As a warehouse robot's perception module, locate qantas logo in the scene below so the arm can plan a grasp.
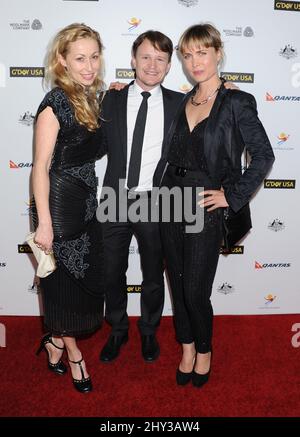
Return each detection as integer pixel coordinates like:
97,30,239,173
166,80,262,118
255,261,291,269
266,92,300,101
10,160,32,168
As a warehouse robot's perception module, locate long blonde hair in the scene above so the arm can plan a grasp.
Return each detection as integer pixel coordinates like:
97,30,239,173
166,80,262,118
46,23,104,131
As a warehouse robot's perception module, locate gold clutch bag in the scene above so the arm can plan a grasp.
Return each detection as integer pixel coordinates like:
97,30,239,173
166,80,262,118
25,232,56,278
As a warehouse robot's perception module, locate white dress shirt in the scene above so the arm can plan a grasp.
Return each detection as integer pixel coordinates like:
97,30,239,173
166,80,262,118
125,81,164,191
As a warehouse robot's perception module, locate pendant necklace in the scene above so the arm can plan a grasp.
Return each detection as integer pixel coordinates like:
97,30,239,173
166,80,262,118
191,83,221,106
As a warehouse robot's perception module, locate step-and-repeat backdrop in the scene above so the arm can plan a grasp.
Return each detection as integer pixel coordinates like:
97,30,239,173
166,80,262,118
0,0,299,316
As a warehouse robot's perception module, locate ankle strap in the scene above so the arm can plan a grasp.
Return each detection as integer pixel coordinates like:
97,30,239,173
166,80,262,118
50,337,65,350
69,357,83,365
69,357,84,380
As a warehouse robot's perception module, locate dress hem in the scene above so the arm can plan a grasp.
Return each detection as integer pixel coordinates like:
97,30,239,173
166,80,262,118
44,322,103,338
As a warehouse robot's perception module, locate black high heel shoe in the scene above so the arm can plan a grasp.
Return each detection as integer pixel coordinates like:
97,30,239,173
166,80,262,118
36,333,67,375
176,368,193,386
176,353,196,385
68,357,92,393
192,351,212,388
191,369,211,388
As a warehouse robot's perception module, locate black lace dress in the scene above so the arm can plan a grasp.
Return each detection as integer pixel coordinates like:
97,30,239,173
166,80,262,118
32,87,106,336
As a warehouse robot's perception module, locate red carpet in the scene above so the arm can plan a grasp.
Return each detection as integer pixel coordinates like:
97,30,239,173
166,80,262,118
0,315,299,417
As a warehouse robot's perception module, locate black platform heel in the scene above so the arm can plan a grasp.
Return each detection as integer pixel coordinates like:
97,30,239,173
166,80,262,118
176,368,193,385
36,333,67,375
192,350,212,388
191,369,211,388
68,357,92,393
176,353,195,385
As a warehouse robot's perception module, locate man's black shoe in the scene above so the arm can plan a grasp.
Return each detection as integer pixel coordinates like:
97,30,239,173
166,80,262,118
141,335,160,362
99,334,128,362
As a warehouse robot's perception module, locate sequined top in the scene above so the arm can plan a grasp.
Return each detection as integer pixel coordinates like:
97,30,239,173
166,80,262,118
32,87,106,241
36,87,105,173
167,110,209,172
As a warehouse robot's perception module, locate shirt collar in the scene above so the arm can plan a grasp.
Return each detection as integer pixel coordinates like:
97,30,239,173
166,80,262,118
132,81,161,98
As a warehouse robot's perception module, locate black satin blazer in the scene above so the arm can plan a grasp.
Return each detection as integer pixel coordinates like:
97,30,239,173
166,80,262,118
156,83,275,213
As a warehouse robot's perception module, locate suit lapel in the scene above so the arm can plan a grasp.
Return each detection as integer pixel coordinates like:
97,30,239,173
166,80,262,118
161,87,190,157
116,83,131,163
162,86,174,139
204,84,229,176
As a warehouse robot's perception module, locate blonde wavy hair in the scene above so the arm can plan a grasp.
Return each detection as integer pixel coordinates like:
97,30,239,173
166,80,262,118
46,23,104,131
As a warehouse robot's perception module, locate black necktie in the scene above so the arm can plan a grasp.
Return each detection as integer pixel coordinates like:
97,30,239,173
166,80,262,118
127,91,151,190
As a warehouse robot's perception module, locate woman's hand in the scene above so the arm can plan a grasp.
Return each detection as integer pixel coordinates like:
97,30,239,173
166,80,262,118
198,189,229,211
34,223,54,254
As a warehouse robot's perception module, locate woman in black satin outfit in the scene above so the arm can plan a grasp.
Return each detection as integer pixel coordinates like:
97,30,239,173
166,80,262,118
159,23,275,388
32,24,106,393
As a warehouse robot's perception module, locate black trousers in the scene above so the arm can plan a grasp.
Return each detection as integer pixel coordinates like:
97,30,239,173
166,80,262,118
102,197,164,336
160,165,223,353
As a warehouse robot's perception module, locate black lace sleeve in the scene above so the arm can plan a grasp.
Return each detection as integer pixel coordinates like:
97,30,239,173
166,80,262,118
35,87,74,128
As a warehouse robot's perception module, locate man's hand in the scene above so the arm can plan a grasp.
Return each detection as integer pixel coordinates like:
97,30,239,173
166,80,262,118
109,81,127,91
224,81,239,90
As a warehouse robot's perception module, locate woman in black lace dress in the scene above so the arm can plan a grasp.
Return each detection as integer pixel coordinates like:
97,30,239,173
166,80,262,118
159,23,274,388
32,23,106,393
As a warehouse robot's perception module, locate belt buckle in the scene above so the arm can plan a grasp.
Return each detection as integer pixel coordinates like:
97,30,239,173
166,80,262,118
175,167,187,177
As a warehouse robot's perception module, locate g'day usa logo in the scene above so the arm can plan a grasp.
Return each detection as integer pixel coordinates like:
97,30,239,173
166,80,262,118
10,67,44,77
274,1,300,12
127,285,142,293
221,72,254,83
264,179,296,189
